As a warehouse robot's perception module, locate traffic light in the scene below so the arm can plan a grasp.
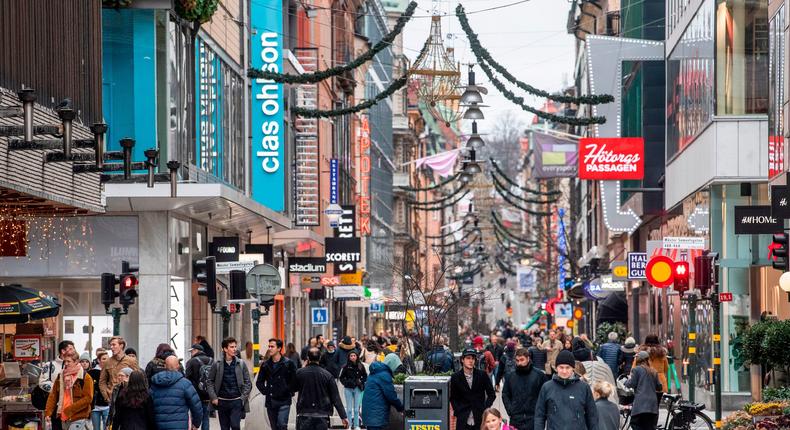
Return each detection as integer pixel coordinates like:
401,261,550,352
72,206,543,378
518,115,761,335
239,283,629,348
119,274,138,307
772,233,789,272
195,256,217,309
673,261,690,294
694,254,713,297
101,273,118,307
229,270,247,301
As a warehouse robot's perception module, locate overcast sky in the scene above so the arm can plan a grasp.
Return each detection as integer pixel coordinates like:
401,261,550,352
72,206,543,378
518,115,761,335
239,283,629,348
401,0,576,134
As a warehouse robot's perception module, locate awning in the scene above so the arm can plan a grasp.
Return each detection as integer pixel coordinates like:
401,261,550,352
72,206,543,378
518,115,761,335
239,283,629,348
596,291,628,324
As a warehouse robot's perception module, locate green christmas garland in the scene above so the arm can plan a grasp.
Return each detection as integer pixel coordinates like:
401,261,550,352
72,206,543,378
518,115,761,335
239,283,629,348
292,75,409,118
412,191,471,211
490,160,562,196
491,174,560,205
456,4,613,106
495,257,516,276
494,184,553,216
407,182,467,206
248,2,418,84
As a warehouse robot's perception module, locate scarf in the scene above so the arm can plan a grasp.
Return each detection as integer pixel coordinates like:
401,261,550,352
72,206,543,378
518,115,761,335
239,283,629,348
58,365,83,418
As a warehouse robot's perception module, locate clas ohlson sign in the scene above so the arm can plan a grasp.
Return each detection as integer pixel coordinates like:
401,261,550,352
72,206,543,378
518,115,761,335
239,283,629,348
251,0,284,210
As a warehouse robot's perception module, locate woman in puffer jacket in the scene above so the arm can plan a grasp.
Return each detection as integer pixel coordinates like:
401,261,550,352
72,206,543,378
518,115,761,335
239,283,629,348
45,351,94,429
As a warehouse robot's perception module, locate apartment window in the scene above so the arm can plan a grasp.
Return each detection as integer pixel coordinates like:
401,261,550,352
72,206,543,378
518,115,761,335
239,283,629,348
768,5,785,179
666,0,715,158
715,0,768,115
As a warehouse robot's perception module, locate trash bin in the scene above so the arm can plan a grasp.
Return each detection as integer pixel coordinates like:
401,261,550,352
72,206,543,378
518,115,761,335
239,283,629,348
403,375,451,430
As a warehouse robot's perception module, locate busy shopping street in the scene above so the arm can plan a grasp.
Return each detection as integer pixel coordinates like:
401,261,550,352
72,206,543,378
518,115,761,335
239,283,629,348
0,0,789,430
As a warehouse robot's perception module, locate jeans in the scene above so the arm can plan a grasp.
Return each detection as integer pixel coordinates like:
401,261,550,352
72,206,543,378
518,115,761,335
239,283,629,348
217,399,244,430
91,409,109,430
344,388,363,428
266,404,290,430
200,402,211,430
296,416,328,430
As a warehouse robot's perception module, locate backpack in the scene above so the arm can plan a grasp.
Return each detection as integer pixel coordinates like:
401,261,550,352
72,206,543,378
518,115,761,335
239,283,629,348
476,351,489,372
503,353,517,377
196,357,214,396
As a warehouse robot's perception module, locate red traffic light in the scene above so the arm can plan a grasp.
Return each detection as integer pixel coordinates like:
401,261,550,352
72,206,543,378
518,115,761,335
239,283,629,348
119,275,138,307
122,275,137,289
673,261,690,293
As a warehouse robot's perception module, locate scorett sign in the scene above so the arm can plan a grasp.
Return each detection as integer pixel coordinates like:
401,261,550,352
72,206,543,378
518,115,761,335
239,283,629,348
325,237,362,263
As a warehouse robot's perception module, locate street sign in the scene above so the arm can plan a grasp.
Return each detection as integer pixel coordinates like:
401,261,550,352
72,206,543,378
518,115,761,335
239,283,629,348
311,307,328,325
719,292,733,302
772,185,790,218
216,261,256,274
369,302,383,313
646,255,674,288
662,236,706,249
556,303,573,319
246,264,281,303
627,252,647,280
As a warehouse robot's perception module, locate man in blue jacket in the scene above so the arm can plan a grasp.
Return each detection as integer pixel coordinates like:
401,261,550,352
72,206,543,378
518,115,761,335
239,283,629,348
150,355,203,430
361,361,404,430
596,332,623,380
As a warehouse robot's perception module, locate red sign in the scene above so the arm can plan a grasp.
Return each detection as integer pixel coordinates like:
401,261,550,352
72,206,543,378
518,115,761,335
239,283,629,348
578,137,645,180
769,135,784,179
646,255,675,288
357,117,371,236
320,276,340,286
719,292,733,302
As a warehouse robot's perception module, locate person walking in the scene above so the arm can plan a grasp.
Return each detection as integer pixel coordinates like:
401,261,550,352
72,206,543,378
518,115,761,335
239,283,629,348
528,336,547,374
620,338,637,378
195,335,215,359
597,332,623,380
591,382,619,430
109,370,155,430
106,367,132,430
472,336,496,377
636,334,669,402
494,340,518,390
337,336,357,368
99,337,139,403
185,343,214,430
206,337,252,430
501,348,547,430
145,343,177,384
449,348,496,430
285,343,302,369
541,330,562,375
319,341,341,378
256,338,297,430
534,350,598,430
426,342,454,373
360,361,402,430
88,351,110,430
291,347,349,430
45,350,94,430
339,350,367,430
625,351,662,430
39,341,76,430
150,356,203,430
481,408,517,430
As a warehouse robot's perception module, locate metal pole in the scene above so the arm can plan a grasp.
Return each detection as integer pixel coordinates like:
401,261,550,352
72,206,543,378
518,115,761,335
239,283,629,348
688,294,697,403
120,138,135,179
713,292,722,427
252,308,261,372
112,307,122,336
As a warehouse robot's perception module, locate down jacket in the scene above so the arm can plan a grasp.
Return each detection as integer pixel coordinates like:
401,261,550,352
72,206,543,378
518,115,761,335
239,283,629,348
360,362,403,428
534,374,598,430
149,370,203,430
596,342,623,379
502,362,548,430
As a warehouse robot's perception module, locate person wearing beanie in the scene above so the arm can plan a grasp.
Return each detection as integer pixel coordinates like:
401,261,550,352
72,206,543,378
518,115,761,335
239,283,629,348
319,341,341,378
597,332,624,379
338,335,357,368
620,337,637,377
450,349,495,430
472,336,497,376
625,351,662,429
79,352,91,371
535,349,598,430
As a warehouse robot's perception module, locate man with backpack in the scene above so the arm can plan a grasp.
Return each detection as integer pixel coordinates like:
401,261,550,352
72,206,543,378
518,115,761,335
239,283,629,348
206,337,252,430
186,343,214,430
256,338,297,430
472,336,496,377
494,340,517,390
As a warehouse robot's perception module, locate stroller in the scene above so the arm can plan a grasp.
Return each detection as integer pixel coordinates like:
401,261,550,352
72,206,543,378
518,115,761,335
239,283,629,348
616,374,634,406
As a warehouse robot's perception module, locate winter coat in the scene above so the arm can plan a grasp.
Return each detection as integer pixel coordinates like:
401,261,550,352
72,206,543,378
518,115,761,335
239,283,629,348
581,358,619,404
495,350,517,386
99,353,139,402
360,362,403,428
449,368,496,426
426,347,454,373
149,370,203,430
291,363,347,418
337,342,357,367
502,362,548,430
112,392,156,430
88,367,108,408
255,356,297,408
542,340,562,373
184,352,213,401
338,361,367,390
383,353,407,375
45,370,94,422
624,365,661,416
206,357,252,412
596,342,623,379
528,346,548,373
620,350,636,377
635,345,669,393
319,351,342,378
534,374,598,430
595,398,620,430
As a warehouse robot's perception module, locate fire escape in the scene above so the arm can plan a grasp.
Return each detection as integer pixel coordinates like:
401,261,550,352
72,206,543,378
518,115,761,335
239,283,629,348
293,48,320,226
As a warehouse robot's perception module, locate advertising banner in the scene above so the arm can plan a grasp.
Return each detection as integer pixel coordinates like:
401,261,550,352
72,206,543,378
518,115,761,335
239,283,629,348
734,205,782,234
330,159,339,204
325,238,362,263
288,257,327,273
333,205,357,274
13,335,41,361
250,0,285,209
627,252,647,280
771,185,790,219
578,137,644,180
209,237,240,262
517,266,536,292
769,135,784,179
532,132,578,178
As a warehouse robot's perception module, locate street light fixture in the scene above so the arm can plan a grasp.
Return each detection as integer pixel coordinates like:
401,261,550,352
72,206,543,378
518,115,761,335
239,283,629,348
466,121,485,149
463,104,485,120
460,65,487,104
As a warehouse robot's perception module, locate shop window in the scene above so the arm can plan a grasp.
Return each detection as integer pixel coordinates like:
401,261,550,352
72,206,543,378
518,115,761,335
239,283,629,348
768,6,785,179
715,0,768,115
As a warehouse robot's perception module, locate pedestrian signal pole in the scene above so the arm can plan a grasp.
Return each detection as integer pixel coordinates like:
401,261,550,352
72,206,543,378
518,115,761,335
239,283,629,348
102,260,138,336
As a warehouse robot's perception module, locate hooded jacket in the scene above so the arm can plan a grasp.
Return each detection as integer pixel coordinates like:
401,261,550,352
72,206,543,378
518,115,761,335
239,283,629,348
338,360,367,390
449,367,496,426
382,353,406,375
534,374,598,430
502,361,548,430
635,345,669,393
149,370,203,430
360,362,403,428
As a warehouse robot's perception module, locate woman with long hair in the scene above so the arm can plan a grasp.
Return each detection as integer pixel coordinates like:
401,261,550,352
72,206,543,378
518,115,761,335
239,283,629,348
636,334,669,397
111,370,155,430
285,342,302,369
45,351,94,429
480,408,516,430
625,351,662,430
144,343,176,383
339,350,367,430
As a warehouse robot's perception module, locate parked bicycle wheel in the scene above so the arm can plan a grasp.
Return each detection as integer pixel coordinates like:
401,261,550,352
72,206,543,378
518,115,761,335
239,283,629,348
667,409,715,430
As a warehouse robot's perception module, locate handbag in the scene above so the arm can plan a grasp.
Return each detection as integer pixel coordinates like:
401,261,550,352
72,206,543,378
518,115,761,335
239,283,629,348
31,363,54,410
66,419,89,430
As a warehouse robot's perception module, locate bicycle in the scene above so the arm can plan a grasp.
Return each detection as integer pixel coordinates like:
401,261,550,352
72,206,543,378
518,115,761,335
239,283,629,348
619,393,714,430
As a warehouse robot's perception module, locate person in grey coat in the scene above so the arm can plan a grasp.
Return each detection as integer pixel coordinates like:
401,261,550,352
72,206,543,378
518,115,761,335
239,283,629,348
591,381,620,430
206,337,253,430
534,350,598,430
624,351,661,430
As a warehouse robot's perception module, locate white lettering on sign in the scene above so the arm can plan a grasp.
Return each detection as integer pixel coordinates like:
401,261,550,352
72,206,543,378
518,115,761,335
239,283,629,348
740,215,778,224
198,42,218,171
583,143,641,166
325,252,362,262
255,32,281,174
169,280,187,354
216,246,236,253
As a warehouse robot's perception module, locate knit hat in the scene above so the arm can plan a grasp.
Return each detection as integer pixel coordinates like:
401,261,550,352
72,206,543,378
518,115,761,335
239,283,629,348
124,347,137,356
555,350,575,368
473,336,484,347
636,351,650,362
326,341,335,348
79,352,90,362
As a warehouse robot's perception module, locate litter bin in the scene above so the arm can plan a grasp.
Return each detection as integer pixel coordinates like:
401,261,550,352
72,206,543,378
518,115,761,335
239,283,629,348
403,375,451,430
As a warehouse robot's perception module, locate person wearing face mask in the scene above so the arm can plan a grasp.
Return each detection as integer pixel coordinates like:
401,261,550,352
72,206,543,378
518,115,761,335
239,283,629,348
502,348,548,430
534,350,598,430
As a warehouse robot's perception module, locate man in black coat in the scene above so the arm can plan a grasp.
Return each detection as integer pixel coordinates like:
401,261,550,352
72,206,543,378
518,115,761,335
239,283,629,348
319,341,341,378
185,344,214,430
502,348,548,430
449,348,496,430
256,338,297,430
291,347,348,430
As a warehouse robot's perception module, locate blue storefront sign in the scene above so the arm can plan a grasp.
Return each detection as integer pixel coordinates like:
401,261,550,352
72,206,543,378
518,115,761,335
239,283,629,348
250,0,284,210
330,159,339,204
